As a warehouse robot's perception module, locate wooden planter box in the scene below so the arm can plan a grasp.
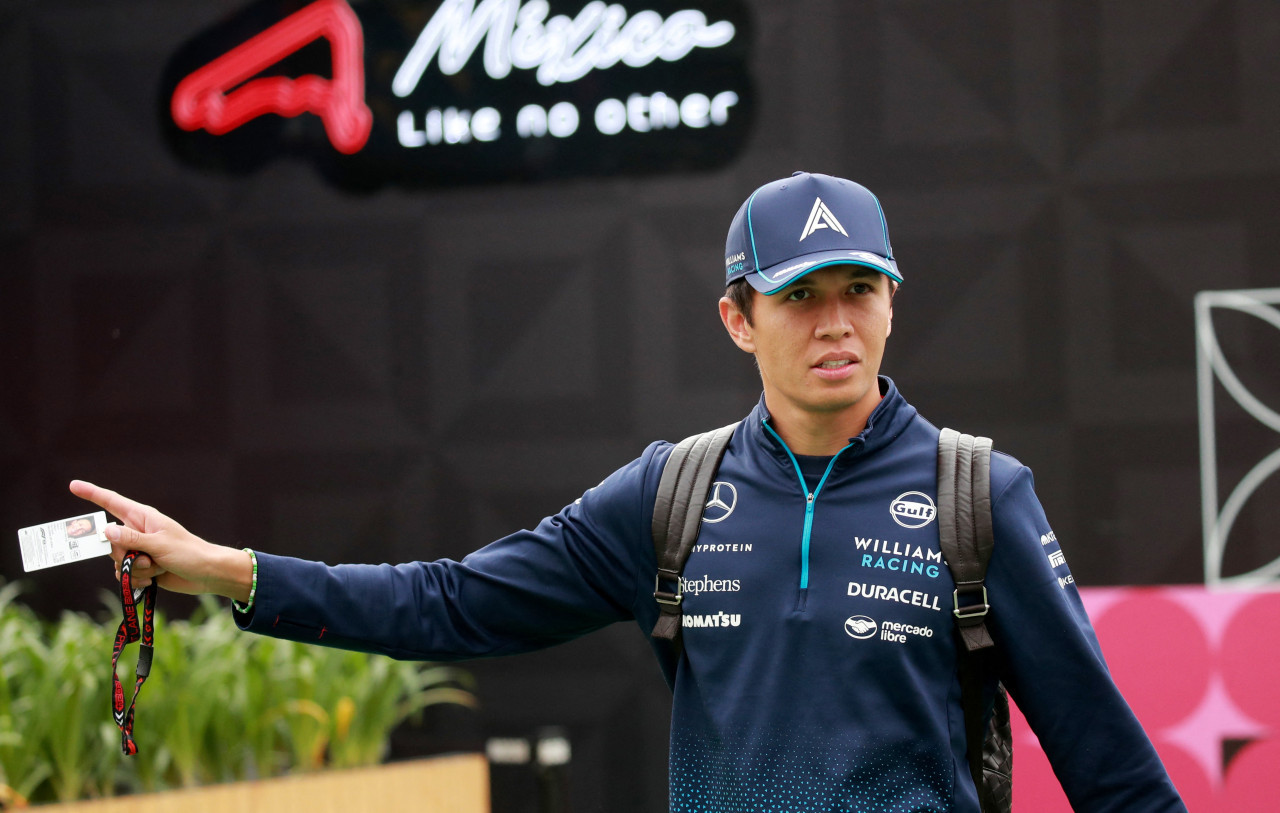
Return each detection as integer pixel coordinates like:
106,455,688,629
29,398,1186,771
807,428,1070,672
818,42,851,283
36,753,488,813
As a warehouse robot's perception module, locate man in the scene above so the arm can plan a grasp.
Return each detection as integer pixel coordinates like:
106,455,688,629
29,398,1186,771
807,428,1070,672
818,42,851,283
65,516,97,538
73,172,1185,811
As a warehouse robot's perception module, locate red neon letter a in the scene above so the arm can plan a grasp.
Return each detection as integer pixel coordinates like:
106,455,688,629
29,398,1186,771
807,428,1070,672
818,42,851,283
171,0,373,155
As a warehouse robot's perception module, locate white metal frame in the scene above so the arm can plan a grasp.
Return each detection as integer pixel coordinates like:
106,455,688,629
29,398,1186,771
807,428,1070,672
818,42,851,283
1195,288,1280,588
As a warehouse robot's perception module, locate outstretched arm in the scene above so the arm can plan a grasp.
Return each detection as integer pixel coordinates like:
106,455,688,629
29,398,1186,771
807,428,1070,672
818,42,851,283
69,439,669,662
68,480,252,603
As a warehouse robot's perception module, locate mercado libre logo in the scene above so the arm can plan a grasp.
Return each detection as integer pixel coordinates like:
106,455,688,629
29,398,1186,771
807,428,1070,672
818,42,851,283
160,0,754,189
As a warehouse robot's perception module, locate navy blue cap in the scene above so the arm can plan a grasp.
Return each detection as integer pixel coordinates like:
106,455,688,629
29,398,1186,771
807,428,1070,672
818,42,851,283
724,172,901,294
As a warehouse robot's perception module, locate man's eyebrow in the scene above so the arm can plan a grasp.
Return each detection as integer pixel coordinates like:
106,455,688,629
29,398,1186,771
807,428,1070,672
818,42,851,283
844,267,881,280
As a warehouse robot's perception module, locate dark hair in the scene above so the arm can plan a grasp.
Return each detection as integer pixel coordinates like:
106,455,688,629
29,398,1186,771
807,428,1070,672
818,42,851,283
725,279,755,325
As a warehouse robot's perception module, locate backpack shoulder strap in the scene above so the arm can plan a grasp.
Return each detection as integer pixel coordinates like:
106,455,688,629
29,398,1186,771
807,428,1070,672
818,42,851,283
938,427,1004,812
937,427,996,653
650,421,740,643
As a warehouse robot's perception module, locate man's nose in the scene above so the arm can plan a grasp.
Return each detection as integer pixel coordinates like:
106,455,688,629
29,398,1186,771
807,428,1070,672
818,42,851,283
814,300,854,339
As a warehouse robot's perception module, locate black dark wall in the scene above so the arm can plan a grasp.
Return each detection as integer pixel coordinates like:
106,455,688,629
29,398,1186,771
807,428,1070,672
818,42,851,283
3,1,1279,811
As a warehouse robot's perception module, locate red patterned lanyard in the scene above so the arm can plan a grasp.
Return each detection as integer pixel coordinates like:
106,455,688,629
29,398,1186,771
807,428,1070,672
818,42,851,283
111,551,156,756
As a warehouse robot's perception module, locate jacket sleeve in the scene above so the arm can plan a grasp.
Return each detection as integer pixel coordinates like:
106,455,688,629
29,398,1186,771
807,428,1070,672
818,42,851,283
234,442,667,661
985,461,1186,812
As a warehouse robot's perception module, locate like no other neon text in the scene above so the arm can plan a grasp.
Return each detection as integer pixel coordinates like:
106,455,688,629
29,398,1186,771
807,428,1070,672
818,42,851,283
397,90,739,147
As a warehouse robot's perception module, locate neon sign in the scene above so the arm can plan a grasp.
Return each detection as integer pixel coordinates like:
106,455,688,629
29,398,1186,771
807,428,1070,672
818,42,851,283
161,0,753,187
170,0,371,154
391,0,736,92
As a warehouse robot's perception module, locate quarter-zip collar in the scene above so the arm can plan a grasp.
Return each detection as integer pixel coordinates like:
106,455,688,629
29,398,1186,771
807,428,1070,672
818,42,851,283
744,376,918,600
746,376,918,472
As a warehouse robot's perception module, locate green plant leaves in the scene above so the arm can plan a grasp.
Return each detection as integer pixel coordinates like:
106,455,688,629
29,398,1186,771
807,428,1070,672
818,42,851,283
0,587,477,803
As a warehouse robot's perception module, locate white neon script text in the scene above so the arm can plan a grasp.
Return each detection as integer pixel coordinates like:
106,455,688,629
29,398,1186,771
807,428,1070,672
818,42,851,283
392,0,736,95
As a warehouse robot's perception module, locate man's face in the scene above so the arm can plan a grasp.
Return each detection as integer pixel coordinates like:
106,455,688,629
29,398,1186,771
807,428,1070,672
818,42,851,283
66,517,94,537
720,265,894,422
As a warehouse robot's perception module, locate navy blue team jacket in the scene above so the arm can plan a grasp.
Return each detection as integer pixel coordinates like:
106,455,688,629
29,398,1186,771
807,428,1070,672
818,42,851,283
236,378,1185,812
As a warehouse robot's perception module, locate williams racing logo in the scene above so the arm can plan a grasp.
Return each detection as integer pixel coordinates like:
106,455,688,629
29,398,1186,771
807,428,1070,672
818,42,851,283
725,251,747,277
890,492,936,529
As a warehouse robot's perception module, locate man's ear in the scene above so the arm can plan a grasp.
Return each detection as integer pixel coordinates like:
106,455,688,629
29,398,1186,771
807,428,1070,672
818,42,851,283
719,296,756,354
886,281,896,337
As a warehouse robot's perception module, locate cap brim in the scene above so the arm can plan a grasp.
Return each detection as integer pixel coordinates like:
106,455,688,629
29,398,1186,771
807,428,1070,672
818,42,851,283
746,249,902,294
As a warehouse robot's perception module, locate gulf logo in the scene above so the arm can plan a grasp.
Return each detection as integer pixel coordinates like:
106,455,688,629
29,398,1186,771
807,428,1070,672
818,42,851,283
890,492,936,529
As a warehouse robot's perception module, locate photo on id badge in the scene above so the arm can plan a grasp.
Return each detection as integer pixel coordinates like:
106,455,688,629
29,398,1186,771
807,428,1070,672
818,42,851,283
17,510,111,572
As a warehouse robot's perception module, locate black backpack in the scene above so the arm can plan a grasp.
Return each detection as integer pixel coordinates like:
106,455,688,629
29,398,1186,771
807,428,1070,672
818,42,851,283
649,424,1013,813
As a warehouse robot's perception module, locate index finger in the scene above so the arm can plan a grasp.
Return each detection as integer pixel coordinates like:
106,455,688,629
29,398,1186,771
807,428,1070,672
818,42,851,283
69,480,152,530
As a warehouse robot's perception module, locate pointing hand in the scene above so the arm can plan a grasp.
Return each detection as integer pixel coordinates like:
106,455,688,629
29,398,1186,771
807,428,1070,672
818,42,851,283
68,480,251,602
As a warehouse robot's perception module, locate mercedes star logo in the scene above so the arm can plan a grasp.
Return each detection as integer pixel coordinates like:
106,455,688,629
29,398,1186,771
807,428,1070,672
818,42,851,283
702,481,738,523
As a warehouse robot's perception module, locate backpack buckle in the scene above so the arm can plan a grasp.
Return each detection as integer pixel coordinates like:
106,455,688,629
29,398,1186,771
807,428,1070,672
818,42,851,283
654,569,683,607
952,584,989,620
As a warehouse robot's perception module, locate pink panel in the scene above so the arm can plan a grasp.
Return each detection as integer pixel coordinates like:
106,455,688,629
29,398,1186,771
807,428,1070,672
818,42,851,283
1220,592,1280,725
1221,738,1280,811
1091,591,1210,729
1009,586,1275,810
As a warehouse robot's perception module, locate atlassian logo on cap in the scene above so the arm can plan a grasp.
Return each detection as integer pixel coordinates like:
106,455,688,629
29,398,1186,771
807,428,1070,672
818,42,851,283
799,197,848,241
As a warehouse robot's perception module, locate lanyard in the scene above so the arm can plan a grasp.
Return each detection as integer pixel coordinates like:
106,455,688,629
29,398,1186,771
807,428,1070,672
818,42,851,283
111,551,156,756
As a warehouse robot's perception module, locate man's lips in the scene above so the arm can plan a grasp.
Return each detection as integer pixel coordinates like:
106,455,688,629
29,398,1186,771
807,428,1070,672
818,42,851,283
811,355,859,379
